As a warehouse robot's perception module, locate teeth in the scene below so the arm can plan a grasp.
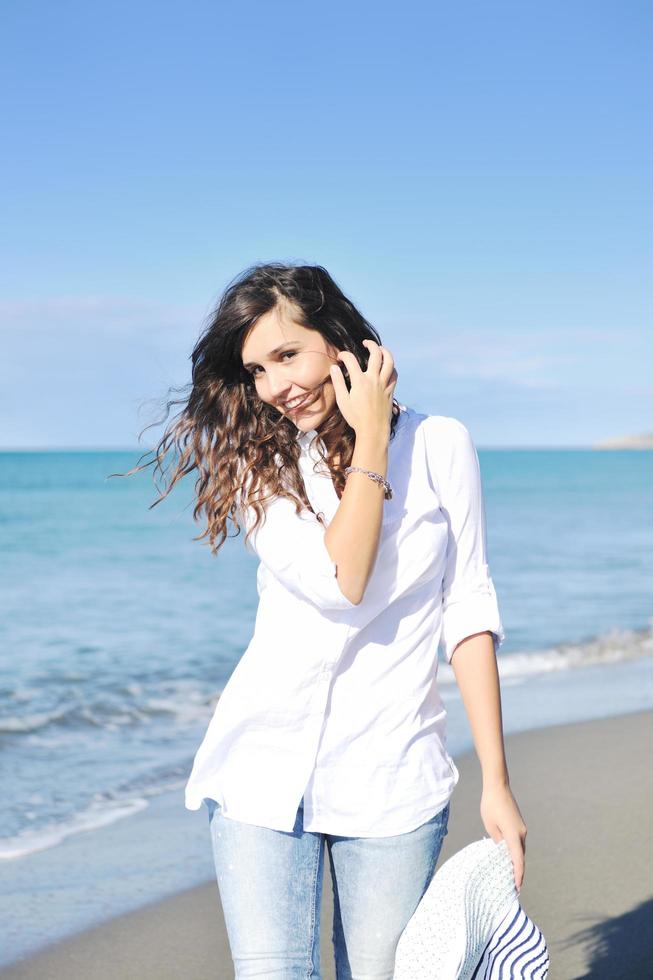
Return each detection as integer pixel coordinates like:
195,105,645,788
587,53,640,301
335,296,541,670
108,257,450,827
285,394,308,409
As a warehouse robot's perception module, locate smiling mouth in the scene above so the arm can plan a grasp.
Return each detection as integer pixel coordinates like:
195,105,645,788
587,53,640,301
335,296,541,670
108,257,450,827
283,392,313,413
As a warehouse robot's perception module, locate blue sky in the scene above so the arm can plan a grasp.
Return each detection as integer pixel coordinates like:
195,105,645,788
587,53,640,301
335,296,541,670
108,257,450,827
1,0,650,448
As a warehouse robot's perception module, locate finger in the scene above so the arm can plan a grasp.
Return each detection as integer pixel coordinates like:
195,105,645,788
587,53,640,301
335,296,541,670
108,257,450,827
376,345,395,380
508,840,525,891
361,341,389,376
362,339,380,349
336,350,364,375
329,362,349,400
362,339,383,357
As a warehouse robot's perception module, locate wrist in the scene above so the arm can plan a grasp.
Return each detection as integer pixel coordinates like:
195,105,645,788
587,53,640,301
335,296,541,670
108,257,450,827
351,437,389,479
482,770,510,791
345,465,393,500
354,427,390,450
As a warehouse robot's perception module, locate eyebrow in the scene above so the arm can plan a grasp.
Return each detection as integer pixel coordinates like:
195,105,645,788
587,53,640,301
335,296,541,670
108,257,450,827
242,343,300,371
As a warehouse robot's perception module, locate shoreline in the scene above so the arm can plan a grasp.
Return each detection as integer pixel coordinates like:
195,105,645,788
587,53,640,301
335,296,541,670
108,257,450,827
2,707,653,979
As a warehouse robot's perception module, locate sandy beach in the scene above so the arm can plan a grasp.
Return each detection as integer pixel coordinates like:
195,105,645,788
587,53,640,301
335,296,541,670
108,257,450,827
2,708,652,979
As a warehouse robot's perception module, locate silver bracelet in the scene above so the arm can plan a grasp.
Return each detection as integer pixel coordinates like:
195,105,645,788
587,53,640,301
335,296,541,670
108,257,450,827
344,466,393,500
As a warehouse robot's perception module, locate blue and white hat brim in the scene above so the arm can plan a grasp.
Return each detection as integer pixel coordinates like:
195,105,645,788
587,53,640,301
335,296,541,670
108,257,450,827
472,896,549,978
393,837,549,979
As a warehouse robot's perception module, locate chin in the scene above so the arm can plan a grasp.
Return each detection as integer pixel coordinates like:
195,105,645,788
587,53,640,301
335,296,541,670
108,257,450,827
294,416,320,431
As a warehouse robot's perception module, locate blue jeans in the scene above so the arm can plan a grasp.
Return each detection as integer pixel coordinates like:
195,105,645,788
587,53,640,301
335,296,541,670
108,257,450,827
205,796,450,980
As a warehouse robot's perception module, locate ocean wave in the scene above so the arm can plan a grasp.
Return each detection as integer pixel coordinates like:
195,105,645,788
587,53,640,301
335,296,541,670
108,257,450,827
437,624,653,685
0,777,187,861
0,682,221,737
0,797,150,860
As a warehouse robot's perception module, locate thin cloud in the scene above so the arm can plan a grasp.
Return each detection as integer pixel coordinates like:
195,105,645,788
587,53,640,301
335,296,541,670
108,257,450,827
0,297,208,336
442,354,564,389
396,333,569,389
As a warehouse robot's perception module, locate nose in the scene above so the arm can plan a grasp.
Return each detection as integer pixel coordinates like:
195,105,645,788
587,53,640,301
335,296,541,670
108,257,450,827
265,367,293,403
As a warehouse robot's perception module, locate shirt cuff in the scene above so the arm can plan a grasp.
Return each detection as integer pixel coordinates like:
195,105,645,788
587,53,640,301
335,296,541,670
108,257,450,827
440,582,506,663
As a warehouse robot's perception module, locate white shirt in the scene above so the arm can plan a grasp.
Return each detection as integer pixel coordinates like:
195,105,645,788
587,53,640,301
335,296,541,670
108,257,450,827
184,404,505,836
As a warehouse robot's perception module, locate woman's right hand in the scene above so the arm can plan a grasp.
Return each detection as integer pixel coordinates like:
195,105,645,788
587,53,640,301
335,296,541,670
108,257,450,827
329,340,398,436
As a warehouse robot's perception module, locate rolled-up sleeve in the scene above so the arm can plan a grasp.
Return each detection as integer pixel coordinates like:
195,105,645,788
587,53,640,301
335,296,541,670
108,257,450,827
424,417,505,663
239,494,358,612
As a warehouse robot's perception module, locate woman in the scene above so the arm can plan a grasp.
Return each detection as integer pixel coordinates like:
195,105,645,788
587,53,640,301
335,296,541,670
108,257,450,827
140,262,526,979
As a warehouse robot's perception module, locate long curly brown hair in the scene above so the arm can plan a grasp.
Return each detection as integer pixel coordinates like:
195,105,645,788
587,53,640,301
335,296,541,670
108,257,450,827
111,262,402,555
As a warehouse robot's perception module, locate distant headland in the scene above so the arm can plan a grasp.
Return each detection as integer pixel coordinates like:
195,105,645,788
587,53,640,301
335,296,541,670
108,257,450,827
593,433,653,449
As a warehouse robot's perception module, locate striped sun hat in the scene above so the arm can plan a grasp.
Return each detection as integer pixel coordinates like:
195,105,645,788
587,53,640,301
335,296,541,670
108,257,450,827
393,837,549,979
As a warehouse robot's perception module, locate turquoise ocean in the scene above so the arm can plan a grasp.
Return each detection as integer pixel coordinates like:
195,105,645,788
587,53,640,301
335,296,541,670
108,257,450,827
1,444,652,964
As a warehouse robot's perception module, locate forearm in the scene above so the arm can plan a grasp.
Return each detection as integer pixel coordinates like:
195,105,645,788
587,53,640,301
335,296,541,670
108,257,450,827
324,429,389,605
450,631,510,787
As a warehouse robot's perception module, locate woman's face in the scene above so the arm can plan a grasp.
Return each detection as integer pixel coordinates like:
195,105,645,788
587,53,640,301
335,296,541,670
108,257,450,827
241,302,339,432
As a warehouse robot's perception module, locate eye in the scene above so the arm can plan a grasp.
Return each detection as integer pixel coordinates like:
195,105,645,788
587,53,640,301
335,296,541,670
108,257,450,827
248,350,298,377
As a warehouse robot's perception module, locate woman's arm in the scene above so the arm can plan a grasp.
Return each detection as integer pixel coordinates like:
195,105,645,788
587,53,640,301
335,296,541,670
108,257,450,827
450,630,509,785
451,630,527,890
323,339,397,606
238,340,397,613
323,427,390,605
423,415,525,888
